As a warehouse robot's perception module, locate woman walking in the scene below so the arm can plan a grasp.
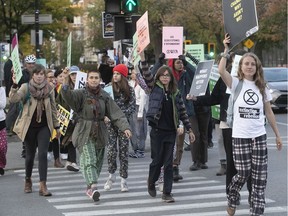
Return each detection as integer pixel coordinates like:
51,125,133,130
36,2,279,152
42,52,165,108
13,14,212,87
219,34,282,216
139,52,195,203
10,64,60,196
60,70,131,202
104,64,136,192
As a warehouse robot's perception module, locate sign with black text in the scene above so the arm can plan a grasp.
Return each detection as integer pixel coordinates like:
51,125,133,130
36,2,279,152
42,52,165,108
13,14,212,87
222,0,258,50
189,60,214,96
102,12,114,38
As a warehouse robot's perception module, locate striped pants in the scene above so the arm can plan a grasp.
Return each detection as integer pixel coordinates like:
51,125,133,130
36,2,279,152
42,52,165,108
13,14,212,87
227,134,267,216
79,139,105,187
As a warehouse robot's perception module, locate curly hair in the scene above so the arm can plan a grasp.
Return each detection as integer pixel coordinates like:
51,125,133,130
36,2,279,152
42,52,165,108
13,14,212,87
237,53,267,99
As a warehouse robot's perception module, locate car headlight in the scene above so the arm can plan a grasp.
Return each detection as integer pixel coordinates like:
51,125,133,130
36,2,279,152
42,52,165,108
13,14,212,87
269,88,281,102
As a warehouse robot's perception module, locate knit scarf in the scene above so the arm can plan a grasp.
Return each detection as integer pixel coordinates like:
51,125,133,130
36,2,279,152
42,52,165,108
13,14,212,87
86,84,101,140
29,79,53,123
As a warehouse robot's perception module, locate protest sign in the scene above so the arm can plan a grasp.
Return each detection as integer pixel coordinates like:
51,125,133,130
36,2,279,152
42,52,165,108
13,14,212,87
223,0,258,50
189,60,214,96
11,34,22,83
162,26,183,59
185,44,205,66
51,104,70,139
136,11,150,53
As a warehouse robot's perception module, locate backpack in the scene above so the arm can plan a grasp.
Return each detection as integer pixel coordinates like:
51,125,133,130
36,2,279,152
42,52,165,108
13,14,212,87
226,80,243,128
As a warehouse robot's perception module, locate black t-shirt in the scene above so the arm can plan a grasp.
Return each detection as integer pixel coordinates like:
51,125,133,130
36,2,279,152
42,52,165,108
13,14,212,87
157,91,175,131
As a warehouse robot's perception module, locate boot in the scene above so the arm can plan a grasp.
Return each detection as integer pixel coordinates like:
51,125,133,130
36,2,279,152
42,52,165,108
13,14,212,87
24,177,32,193
39,181,52,196
216,160,227,176
173,166,183,182
54,158,64,168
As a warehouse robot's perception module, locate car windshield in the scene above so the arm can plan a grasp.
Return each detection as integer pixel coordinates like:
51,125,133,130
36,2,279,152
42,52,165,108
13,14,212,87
263,68,288,82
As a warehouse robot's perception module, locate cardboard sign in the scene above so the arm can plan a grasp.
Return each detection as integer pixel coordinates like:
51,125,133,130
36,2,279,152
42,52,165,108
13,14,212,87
185,44,205,66
223,0,259,50
189,60,214,96
136,11,150,53
11,34,22,84
162,26,183,59
51,104,71,139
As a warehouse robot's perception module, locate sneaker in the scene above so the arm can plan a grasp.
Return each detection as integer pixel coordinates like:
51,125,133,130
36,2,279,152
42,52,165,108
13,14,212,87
227,206,236,216
121,178,129,192
67,162,80,172
136,151,145,158
129,151,138,158
200,163,208,169
86,187,100,202
162,193,175,203
104,173,116,191
147,180,156,197
158,183,163,192
47,152,53,161
60,153,68,160
189,162,201,171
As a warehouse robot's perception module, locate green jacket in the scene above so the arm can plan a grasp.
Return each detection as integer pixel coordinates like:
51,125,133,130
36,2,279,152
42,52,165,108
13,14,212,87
60,86,130,152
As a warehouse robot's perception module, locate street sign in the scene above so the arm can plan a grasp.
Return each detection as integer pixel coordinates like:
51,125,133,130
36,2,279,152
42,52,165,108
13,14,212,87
21,14,52,24
244,39,254,49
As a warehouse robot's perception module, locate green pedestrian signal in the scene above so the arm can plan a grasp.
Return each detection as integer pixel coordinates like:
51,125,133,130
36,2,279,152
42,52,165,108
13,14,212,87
122,0,138,13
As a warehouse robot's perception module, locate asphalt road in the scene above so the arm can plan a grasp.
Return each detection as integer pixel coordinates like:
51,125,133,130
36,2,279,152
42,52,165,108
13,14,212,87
0,111,287,216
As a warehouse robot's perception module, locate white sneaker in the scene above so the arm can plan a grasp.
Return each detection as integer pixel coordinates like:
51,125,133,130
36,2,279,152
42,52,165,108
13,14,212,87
104,173,116,191
47,152,53,161
67,162,80,172
61,153,68,160
158,183,164,192
121,178,129,192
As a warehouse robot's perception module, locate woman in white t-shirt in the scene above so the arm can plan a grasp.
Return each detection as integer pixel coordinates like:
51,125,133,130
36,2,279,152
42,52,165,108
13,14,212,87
218,34,282,216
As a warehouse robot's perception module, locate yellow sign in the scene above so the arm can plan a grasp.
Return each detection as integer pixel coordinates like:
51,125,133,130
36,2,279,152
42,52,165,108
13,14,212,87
51,104,71,140
244,39,254,49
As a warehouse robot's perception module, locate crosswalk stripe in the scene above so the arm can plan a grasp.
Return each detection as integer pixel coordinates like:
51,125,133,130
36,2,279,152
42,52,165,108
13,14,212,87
14,159,287,216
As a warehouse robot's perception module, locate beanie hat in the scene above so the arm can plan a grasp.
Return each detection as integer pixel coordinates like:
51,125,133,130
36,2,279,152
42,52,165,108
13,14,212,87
69,65,80,74
113,64,128,77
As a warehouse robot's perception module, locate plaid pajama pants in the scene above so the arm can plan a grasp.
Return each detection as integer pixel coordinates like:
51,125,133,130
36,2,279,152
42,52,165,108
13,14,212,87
227,134,267,216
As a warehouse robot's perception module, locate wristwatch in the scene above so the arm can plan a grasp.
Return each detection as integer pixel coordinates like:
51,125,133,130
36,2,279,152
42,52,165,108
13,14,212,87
220,52,230,59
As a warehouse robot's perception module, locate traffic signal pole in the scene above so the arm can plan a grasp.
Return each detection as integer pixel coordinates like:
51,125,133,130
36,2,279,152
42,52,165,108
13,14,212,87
35,0,40,58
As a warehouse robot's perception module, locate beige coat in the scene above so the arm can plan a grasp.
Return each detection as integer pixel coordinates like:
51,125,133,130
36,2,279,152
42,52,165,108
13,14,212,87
9,83,60,141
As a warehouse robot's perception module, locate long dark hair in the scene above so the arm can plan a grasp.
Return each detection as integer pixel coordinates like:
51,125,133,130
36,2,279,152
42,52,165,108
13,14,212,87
154,65,178,93
112,75,131,102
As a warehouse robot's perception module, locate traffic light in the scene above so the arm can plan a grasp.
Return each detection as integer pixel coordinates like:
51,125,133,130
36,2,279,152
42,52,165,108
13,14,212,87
208,43,215,57
122,0,138,13
105,0,121,14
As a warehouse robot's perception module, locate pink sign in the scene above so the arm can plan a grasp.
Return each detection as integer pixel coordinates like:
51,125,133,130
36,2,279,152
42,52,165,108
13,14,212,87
136,11,150,54
162,26,183,59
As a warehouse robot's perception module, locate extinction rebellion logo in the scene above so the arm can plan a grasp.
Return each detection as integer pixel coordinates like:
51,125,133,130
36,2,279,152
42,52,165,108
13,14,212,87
238,89,260,119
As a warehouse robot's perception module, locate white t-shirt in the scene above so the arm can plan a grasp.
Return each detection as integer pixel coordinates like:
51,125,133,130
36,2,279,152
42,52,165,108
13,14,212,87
230,77,272,138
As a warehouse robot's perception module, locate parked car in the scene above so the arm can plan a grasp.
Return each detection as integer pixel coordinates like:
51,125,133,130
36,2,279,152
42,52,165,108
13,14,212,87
263,67,288,110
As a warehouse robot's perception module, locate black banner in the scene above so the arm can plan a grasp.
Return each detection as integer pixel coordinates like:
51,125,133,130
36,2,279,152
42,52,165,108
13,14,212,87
222,0,258,50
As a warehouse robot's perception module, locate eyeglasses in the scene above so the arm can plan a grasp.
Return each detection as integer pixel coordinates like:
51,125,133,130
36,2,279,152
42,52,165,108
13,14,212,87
160,74,170,78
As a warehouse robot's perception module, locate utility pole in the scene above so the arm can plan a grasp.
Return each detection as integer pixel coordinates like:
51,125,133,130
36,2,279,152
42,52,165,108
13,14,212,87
35,0,40,58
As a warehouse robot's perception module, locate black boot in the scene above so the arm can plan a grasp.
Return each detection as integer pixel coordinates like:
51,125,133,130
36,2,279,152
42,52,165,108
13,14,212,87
173,166,183,182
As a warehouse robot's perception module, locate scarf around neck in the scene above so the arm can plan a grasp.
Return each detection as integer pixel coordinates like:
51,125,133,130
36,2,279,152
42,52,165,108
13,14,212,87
29,79,53,123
